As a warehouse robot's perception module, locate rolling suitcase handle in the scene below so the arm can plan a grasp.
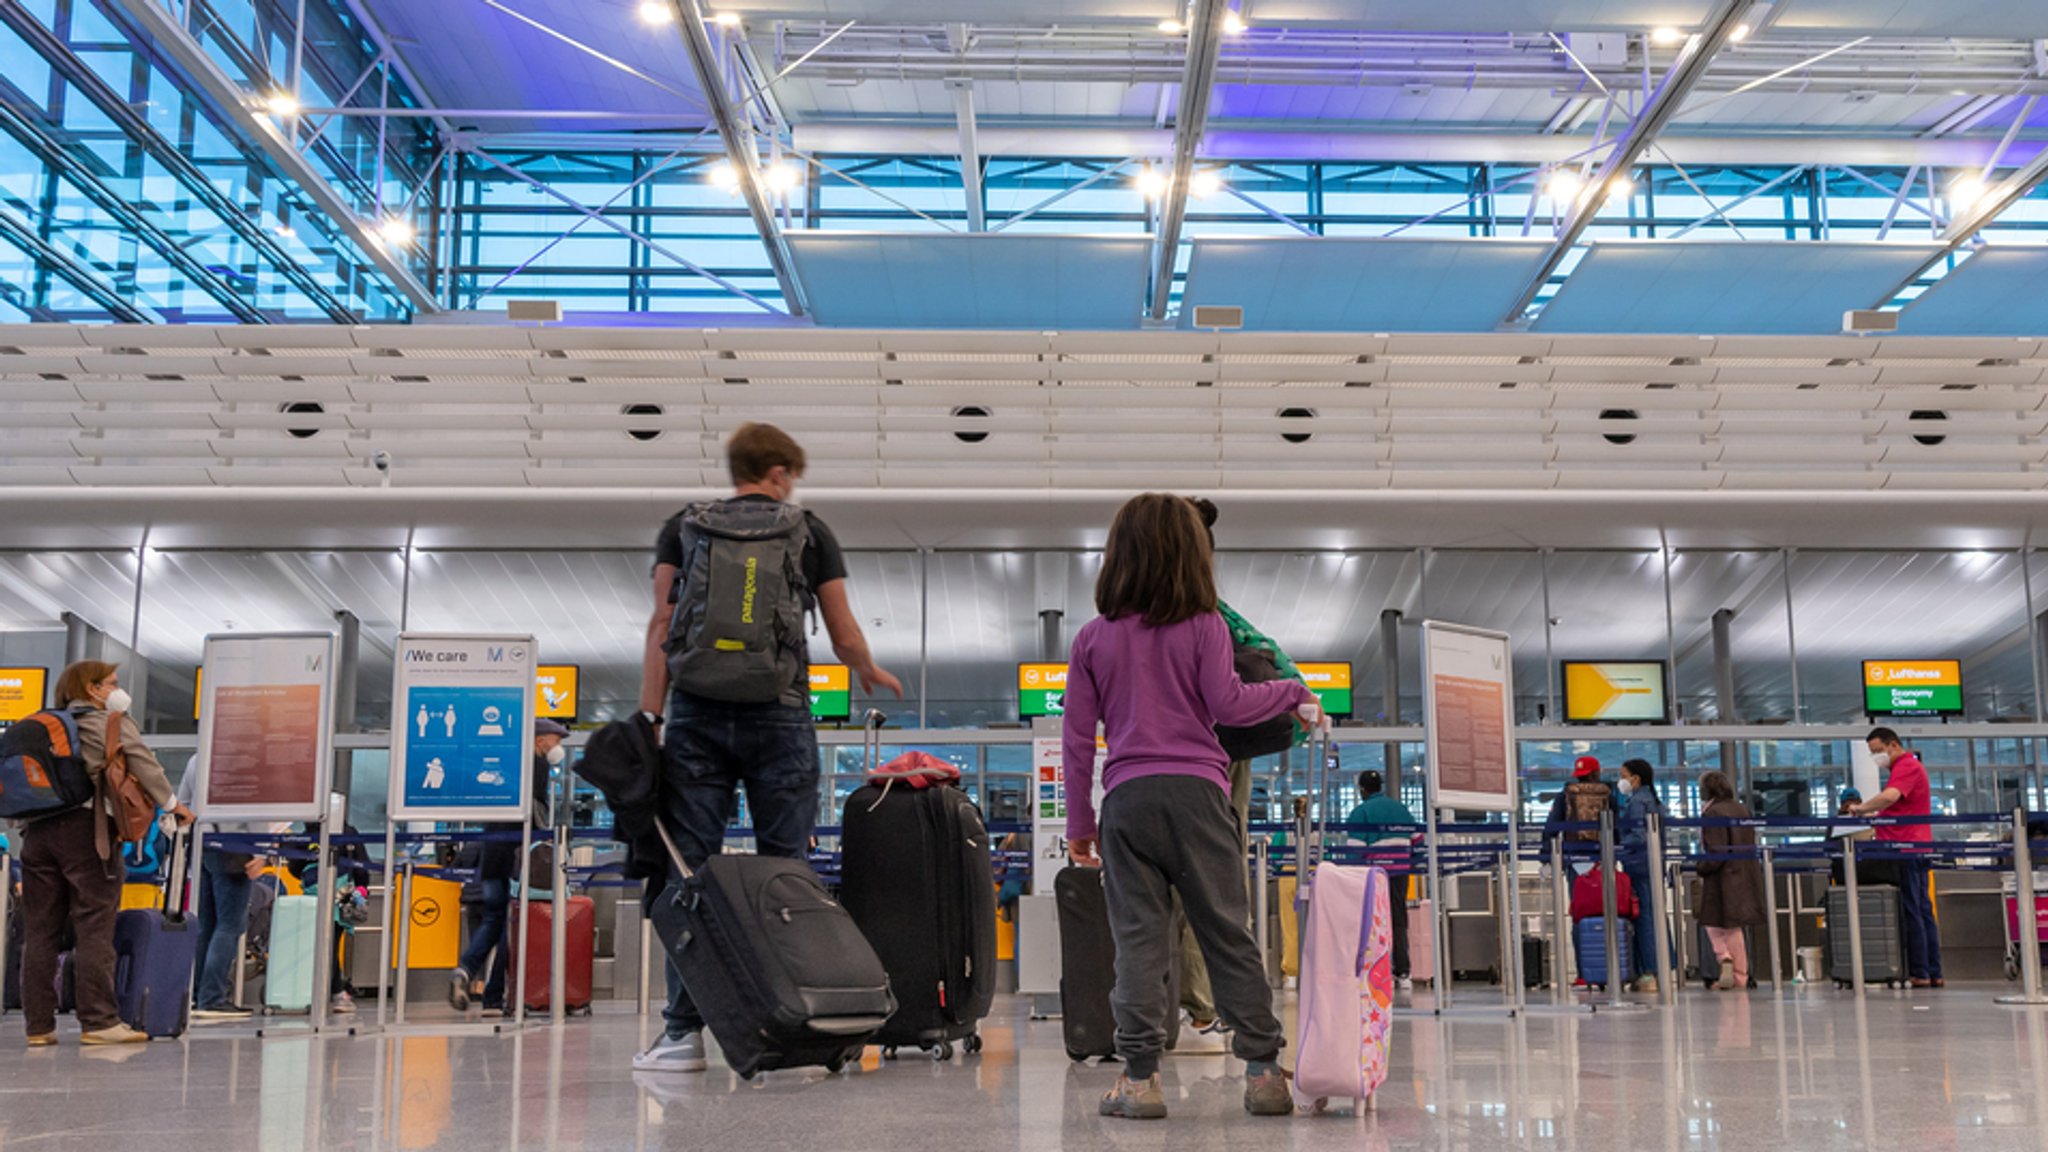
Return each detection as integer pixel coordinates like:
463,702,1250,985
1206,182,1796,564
862,709,887,774
161,819,190,918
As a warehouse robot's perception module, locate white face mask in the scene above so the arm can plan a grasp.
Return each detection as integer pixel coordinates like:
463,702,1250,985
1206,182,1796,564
103,687,133,714
1617,778,1635,796
545,744,566,768
1869,749,1892,771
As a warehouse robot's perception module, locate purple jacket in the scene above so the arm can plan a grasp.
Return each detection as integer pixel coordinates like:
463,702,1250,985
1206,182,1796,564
1063,611,1312,841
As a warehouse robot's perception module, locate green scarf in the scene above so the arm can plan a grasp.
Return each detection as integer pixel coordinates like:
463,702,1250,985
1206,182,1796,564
1219,599,1307,747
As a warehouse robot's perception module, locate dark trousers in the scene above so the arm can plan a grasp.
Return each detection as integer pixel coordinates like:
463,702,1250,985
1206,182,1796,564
1389,876,1410,979
20,807,120,1034
457,877,511,986
1900,862,1944,981
1100,774,1284,1080
658,693,819,1038
193,849,253,1011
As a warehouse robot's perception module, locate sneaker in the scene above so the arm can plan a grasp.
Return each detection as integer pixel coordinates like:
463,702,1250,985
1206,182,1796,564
1396,976,1415,992
193,1005,255,1022
330,991,357,1015
1099,1073,1168,1120
449,969,472,1011
1714,968,1736,991
80,1024,148,1045
634,1031,708,1074
1195,1017,1233,1036
1244,1060,1293,1116
25,1033,56,1049
1635,974,1659,995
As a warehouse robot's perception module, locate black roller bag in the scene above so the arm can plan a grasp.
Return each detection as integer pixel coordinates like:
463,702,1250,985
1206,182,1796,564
840,777,998,1059
1056,865,1179,1062
650,823,895,1079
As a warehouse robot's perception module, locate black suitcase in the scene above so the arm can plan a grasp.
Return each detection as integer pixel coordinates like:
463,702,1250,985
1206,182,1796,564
840,780,998,1060
650,825,895,1080
1055,866,1179,1062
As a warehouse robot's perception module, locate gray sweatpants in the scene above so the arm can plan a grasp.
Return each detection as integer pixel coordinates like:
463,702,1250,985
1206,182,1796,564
1101,773,1284,1079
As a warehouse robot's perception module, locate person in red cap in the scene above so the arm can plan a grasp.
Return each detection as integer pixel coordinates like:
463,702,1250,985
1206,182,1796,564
1543,755,1622,985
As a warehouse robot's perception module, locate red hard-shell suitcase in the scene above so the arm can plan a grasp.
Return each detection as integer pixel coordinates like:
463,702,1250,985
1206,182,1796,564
508,896,596,1013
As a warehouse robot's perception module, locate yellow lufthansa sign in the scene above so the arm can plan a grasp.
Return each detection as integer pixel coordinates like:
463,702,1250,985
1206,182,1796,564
1864,660,1961,688
535,664,580,720
0,667,45,722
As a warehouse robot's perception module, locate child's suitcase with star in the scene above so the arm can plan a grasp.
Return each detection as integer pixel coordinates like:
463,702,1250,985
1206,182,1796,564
1292,861,1394,1115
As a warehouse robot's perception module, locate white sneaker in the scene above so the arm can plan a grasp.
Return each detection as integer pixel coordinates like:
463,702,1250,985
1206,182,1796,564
1396,976,1415,992
330,991,357,1015
1636,974,1659,994
634,1030,708,1073
193,1006,255,1022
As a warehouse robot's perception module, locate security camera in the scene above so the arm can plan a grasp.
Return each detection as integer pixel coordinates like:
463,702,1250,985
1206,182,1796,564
372,450,393,473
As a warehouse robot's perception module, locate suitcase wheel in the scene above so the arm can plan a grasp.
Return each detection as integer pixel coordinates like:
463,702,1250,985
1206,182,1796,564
882,1046,899,1061
963,1032,984,1056
927,1041,954,1063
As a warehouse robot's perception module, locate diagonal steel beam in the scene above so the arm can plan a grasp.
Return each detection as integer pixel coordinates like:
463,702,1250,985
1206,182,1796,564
1878,143,2048,311
103,0,440,315
0,201,159,322
0,0,357,322
949,78,986,232
0,99,265,322
1501,0,1753,326
1148,0,1227,321
667,1,806,316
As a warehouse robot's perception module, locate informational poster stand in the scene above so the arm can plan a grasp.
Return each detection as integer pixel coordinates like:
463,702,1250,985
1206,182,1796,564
379,633,539,1031
191,632,340,1031
1421,621,1523,1013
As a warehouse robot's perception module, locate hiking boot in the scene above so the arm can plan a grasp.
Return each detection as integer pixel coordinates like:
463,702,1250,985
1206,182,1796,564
81,1024,148,1045
1244,1060,1294,1116
1099,1073,1168,1120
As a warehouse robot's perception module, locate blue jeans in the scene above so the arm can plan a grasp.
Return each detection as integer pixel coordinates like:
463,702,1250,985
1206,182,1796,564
1623,867,1674,979
659,692,819,1038
457,877,511,991
1900,861,1944,981
193,850,253,1011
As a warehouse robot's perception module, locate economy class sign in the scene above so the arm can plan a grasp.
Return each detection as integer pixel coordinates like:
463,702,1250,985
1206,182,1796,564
1863,659,1962,716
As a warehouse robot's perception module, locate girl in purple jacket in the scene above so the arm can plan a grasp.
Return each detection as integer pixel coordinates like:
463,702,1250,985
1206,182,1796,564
1064,493,1320,1120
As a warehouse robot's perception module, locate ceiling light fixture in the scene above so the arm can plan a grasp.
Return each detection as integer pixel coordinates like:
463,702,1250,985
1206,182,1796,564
637,1,675,24
1649,26,1684,45
1608,174,1636,198
1949,175,1988,214
707,160,741,191
763,160,802,193
1157,18,1185,33
263,92,299,117
1543,169,1586,204
711,10,741,26
1222,11,1246,34
1189,169,1222,198
1135,166,1169,199
1729,22,1752,40
376,217,415,246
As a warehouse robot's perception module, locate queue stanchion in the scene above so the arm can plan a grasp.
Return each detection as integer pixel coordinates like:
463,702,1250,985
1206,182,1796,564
1844,833,1866,997
1997,807,2048,1007
393,858,415,1025
637,908,654,1017
1253,837,1274,988
1549,834,1571,1005
1762,844,1783,996
374,824,398,1032
1647,810,1674,1006
0,845,11,1017
550,823,568,1026
1597,811,1638,1010
512,816,534,1029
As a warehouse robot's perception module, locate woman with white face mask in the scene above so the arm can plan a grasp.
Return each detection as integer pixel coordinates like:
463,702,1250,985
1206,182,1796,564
18,661,187,1048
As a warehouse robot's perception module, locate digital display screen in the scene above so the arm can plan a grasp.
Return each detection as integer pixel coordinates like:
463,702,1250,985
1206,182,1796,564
809,665,851,721
1296,662,1354,719
1018,663,1068,718
1562,661,1669,723
1863,660,1963,718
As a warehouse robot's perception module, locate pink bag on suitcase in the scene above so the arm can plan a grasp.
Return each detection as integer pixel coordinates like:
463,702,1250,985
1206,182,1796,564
1294,862,1394,1114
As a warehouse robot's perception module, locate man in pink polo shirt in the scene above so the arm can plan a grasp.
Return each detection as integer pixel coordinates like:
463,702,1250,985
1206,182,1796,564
1852,727,1943,987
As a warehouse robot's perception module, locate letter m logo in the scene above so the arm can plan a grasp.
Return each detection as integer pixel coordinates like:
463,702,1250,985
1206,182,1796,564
488,647,505,662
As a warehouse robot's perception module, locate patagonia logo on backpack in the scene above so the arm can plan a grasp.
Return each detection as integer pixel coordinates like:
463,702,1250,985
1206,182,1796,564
0,709,96,822
665,500,813,705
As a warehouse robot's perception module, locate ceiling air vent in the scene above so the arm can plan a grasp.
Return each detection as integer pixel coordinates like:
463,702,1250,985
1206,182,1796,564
1908,410,1947,446
281,401,324,439
952,405,991,444
1599,408,1639,445
1279,407,1315,444
623,403,664,442
1190,304,1244,330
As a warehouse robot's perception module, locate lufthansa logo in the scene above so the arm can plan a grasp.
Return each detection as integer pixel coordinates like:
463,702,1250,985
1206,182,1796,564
412,897,442,928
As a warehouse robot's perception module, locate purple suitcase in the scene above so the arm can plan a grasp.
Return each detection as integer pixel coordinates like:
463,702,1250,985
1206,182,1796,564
111,827,194,1038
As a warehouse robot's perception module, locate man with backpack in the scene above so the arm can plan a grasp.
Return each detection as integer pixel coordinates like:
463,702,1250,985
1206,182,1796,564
633,422,902,1074
1544,756,1621,852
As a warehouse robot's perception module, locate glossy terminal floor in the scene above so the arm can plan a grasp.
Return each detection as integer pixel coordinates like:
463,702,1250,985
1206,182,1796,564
3,986,2045,1151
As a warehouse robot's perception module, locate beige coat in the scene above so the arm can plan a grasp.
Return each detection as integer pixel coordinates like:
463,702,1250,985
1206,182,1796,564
69,701,175,810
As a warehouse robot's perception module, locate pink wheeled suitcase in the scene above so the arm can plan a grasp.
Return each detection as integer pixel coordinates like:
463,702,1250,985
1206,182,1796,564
1293,861,1395,1115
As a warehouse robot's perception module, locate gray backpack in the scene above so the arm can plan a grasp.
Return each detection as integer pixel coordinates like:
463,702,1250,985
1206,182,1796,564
665,500,813,705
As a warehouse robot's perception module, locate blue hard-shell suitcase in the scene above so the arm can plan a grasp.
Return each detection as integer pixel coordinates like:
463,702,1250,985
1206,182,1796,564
112,828,195,1038
1575,916,1635,988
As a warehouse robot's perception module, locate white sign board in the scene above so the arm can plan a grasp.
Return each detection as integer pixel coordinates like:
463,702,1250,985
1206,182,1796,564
390,633,538,823
194,632,338,823
1422,621,1517,814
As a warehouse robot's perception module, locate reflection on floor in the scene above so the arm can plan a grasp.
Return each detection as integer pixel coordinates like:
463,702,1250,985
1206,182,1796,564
2,987,2046,1151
